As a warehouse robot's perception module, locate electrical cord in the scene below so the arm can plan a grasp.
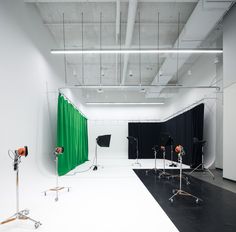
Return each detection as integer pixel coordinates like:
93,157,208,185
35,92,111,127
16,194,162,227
8,149,15,160
65,154,97,176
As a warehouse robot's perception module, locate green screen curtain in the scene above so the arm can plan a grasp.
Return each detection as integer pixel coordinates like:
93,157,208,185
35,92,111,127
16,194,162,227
57,94,88,176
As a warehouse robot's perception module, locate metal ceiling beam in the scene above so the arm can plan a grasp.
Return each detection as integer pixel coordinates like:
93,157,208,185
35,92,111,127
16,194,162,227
116,0,120,44
121,0,137,85
146,0,232,98
115,0,120,84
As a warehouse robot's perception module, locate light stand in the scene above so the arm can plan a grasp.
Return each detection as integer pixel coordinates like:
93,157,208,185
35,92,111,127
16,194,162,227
145,145,159,175
169,141,177,167
158,146,172,179
44,147,70,201
91,135,111,171
127,136,141,167
1,147,42,229
153,145,158,173
133,138,141,166
189,139,214,179
169,145,202,204
91,143,100,170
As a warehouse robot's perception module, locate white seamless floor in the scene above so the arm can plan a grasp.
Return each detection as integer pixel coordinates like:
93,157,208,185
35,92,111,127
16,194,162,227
0,158,189,232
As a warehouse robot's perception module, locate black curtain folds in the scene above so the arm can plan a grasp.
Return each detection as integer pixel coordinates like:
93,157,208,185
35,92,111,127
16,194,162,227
128,104,204,167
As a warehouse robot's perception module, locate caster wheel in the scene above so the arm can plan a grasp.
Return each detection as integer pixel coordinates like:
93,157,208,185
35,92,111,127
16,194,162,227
35,222,41,229
68,188,70,192
196,199,199,204
172,189,176,194
44,192,46,196
158,176,161,179
170,198,173,203
55,197,58,202
24,209,29,215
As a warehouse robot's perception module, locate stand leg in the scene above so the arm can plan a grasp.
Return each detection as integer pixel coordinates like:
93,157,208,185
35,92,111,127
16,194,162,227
189,163,202,175
205,168,215,179
189,144,214,179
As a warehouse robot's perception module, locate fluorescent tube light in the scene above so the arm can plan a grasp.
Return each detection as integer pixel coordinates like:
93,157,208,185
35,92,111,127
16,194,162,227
51,49,223,55
86,102,164,105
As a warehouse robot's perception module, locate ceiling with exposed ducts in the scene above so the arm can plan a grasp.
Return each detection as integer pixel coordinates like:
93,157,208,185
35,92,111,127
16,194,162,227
26,0,233,104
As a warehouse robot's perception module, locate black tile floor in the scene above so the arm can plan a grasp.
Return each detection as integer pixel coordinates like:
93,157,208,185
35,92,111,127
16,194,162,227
134,169,236,232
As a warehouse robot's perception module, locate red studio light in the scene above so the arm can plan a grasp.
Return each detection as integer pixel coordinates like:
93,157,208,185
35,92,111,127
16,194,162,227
16,146,28,157
175,145,182,153
55,147,64,154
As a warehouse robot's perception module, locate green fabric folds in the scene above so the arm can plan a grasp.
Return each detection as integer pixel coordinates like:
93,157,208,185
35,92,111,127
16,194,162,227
57,94,88,176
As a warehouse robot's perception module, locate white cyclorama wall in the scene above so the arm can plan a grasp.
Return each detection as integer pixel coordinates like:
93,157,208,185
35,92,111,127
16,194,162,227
0,0,64,193
223,4,236,181
162,54,223,169
86,105,164,160
88,121,128,160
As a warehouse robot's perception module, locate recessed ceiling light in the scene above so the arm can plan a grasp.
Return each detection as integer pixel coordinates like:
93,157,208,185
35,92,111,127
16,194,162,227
73,69,77,76
159,70,163,76
129,70,133,77
214,56,219,64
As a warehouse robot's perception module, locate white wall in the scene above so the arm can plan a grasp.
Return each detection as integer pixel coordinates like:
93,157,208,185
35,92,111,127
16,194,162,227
223,4,236,181
0,0,64,188
88,121,128,159
86,106,163,160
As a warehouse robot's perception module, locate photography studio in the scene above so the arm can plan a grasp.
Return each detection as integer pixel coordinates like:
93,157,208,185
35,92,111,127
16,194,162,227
1,0,236,231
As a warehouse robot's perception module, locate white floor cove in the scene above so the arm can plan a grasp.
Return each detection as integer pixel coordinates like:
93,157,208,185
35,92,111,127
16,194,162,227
0,158,188,232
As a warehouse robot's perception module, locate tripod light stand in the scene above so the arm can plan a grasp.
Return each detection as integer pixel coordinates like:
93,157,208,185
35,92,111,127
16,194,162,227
158,146,172,179
189,138,214,179
0,147,42,229
127,136,141,167
169,145,202,204
91,135,111,171
43,147,70,201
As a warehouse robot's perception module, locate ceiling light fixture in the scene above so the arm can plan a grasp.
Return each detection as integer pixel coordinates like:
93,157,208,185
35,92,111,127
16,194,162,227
214,56,219,64
140,88,146,93
129,70,133,77
51,48,223,55
97,88,104,93
86,102,164,105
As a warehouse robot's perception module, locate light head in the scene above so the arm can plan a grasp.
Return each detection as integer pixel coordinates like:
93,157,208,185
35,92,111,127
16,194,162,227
16,146,28,157
55,147,64,155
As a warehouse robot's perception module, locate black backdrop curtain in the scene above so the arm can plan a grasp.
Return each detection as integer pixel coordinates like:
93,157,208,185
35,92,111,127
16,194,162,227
128,104,204,167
